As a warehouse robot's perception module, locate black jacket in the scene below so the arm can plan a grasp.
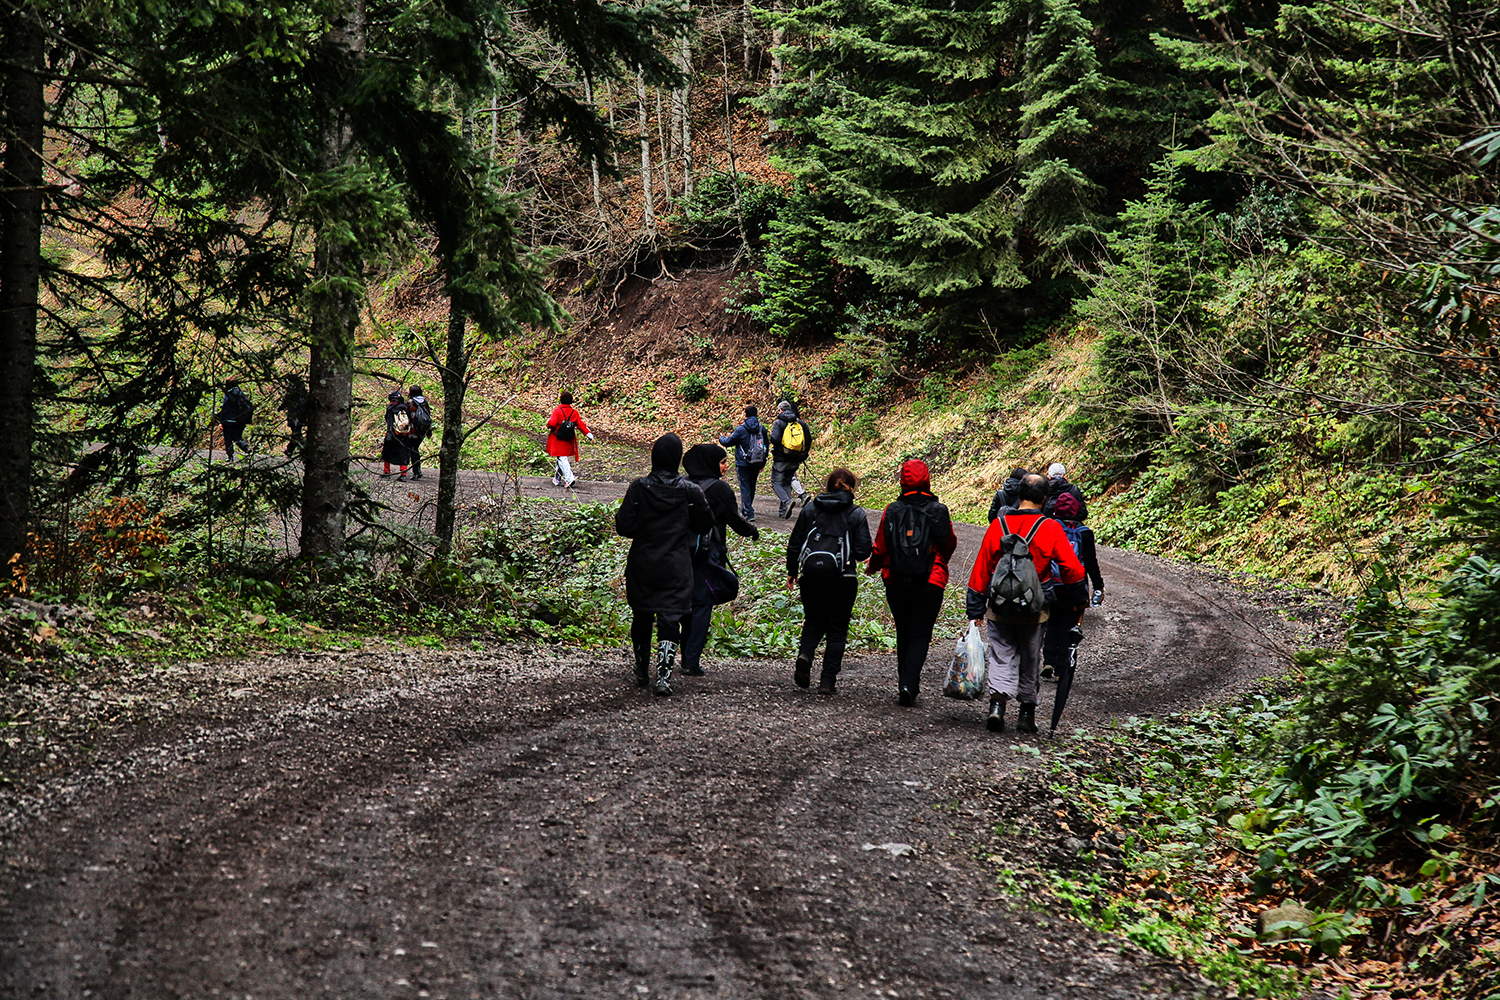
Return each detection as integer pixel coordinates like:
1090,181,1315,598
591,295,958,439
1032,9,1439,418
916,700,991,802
987,474,1025,523
1070,522,1104,592
770,409,812,462
1043,476,1089,521
786,490,872,580
615,469,715,616
219,386,252,425
683,445,760,565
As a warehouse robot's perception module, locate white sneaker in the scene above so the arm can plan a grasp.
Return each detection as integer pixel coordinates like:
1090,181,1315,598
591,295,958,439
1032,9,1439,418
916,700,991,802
551,476,561,487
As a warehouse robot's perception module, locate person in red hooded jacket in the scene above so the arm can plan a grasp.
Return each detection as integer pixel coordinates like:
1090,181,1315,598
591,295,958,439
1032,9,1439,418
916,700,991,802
866,459,958,705
966,473,1085,733
545,391,594,489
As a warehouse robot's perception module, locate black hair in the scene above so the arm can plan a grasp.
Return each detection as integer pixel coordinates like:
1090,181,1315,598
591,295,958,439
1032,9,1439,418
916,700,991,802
1019,473,1047,505
409,386,422,397
825,467,858,493
746,404,758,417
560,391,574,405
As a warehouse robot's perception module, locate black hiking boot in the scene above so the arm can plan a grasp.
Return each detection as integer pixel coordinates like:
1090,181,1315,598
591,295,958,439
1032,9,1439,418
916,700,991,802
986,697,1006,733
793,654,811,689
654,641,678,696
633,645,651,689
1017,703,1038,734
898,688,916,707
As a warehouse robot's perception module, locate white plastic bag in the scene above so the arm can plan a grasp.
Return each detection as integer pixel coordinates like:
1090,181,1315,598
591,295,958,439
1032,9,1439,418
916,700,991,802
943,622,987,700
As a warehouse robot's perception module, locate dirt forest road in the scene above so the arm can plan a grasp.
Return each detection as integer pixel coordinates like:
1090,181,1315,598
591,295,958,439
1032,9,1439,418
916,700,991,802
0,472,1306,999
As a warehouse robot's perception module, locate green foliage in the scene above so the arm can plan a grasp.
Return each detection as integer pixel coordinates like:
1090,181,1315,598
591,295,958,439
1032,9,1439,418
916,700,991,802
677,372,711,403
736,195,843,341
677,172,788,246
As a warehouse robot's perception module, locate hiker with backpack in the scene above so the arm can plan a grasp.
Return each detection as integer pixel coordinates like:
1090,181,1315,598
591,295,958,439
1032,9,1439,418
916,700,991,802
769,399,813,519
381,390,413,479
1041,491,1104,681
1042,462,1089,521
965,473,1085,733
616,433,715,696
987,466,1029,523
405,385,434,481
277,374,308,457
718,404,772,522
217,379,254,462
680,442,761,677
866,459,958,706
546,391,594,489
786,468,873,696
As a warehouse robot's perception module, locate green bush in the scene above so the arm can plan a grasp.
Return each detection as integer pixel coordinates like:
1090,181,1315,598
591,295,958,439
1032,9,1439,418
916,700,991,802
678,372,711,403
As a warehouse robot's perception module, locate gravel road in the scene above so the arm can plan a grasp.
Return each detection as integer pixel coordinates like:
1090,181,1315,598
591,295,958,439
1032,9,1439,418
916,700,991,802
0,472,1317,999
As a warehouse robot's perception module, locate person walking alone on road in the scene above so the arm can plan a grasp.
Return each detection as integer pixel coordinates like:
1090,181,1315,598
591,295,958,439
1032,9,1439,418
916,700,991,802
718,404,771,522
787,467,872,696
1040,491,1104,682
382,390,412,479
615,433,715,696
546,391,594,489
866,459,957,705
218,379,254,462
680,442,760,677
405,385,433,481
277,374,307,457
769,399,813,518
966,473,1084,733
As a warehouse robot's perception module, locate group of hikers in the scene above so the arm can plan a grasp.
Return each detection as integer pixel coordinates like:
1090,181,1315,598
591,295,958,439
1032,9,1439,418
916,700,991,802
214,378,432,481
611,400,1106,736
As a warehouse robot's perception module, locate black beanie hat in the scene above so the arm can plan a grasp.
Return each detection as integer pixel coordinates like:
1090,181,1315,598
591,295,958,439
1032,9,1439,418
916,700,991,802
651,432,683,473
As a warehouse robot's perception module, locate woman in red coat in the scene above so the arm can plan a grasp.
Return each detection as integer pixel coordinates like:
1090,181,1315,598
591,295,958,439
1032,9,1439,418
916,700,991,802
545,391,594,488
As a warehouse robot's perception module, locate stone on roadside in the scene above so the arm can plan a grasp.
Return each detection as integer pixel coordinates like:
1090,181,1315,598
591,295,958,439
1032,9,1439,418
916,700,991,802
1255,904,1317,941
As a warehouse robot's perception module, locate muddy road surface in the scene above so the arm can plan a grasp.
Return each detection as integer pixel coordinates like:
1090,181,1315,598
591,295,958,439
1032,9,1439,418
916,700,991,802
0,476,1305,999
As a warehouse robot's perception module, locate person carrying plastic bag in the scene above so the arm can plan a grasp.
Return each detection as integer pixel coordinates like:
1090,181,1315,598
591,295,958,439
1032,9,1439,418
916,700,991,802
944,622,987,700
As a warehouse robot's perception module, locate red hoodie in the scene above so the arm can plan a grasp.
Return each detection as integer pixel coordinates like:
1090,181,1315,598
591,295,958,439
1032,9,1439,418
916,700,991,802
545,404,589,458
966,509,1085,620
867,459,958,587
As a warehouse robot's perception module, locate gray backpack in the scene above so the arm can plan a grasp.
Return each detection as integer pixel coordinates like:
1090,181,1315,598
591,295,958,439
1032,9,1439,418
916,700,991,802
986,514,1048,621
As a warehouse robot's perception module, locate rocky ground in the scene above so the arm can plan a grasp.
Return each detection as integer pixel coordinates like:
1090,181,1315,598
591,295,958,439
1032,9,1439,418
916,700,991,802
0,473,1347,999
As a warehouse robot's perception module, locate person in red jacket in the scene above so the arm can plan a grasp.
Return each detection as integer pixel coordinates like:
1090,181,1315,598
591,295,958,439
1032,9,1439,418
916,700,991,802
866,459,958,706
965,473,1085,734
545,391,594,489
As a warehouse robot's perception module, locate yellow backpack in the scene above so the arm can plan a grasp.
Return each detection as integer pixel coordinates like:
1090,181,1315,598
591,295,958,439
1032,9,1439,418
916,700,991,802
783,420,807,452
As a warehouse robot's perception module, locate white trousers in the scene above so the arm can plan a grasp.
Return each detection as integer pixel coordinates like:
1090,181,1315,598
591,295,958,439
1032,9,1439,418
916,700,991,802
554,456,574,485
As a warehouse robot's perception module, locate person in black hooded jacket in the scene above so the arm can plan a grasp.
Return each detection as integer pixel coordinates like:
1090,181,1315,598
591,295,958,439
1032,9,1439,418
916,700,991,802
786,467,872,695
679,442,761,676
987,466,1029,523
615,433,715,696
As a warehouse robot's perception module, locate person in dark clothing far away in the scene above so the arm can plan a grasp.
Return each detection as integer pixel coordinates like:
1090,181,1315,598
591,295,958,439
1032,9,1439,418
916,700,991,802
217,379,253,462
987,466,1029,523
381,390,411,479
966,473,1084,734
1040,490,1104,682
406,385,433,481
546,391,594,489
615,433,715,696
680,442,760,677
278,374,308,457
866,458,958,705
1042,462,1089,521
768,399,813,519
786,467,873,696
718,404,772,522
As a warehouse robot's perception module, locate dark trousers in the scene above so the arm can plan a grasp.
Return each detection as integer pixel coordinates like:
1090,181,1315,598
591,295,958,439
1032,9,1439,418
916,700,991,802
631,610,683,663
680,602,715,672
409,435,425,477
220,420,248,459
736,462,763,519
798,576,858,686
885,579,944,695
1043,583,1088,669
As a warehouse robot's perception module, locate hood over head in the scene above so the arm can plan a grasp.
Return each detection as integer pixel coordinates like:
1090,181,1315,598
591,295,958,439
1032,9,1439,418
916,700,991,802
1053,491,1082,520
899,459,932,493
388,391,404,403
651,433,684,473
683,442,727,480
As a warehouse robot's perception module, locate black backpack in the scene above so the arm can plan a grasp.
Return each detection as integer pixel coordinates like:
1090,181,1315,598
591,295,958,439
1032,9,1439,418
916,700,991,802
410,399,432,436
884,499,947,581
554,418,577,442
798,506,851,579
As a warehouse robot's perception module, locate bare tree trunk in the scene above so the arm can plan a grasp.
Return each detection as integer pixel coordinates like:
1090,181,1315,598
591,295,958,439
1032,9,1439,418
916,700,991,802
434,116,474,555
0,6,45,573
655,86,672,202
742,0,755,78
769,0,784,90
637,68,654,232
583,75,604,220
677,30,694,197
299,0,366,559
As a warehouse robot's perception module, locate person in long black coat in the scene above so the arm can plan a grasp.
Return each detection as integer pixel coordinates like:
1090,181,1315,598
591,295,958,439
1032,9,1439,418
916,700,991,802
381,390,411,478
615,433,715,696
218,379,253,462
680,442,760,676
